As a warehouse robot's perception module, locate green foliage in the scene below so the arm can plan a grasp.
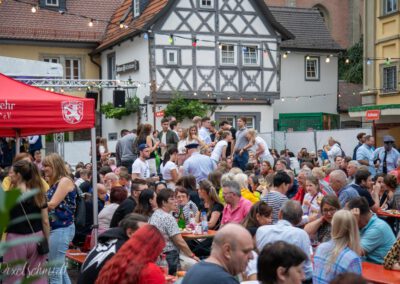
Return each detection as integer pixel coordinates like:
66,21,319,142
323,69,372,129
100,96,141,119
164,94,210,122
338,39,363,84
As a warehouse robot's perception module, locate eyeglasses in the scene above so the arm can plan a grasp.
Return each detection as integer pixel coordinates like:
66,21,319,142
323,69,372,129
322,208,337,214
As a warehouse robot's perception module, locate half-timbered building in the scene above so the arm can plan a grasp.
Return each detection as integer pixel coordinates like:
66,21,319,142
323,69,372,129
93,0,293,139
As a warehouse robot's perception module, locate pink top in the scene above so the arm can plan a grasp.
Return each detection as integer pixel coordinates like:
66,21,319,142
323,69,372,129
221,197,252,225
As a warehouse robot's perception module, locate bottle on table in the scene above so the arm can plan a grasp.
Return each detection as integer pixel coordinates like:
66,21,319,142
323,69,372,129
178,206,186,230
201,210,208,234
158,253,169,275
188,204,196,230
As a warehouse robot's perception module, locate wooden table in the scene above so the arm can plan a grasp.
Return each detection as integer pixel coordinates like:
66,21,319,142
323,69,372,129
66,249,88,265
377,210,400,234
362,262,400,284
181,230,217,240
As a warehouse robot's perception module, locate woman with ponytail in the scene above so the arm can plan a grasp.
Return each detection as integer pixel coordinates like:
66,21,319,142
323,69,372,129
96,224,166,284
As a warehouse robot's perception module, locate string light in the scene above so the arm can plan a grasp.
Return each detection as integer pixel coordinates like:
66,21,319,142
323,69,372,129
325,56,330,63
168,34,174,44
192,38,198,47
306,55,311,60
143,33,149,40
14,0,398,66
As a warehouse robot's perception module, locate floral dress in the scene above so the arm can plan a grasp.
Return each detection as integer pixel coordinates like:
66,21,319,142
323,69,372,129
47,182,76,230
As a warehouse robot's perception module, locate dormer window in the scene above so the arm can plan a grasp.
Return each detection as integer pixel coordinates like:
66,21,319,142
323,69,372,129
46,0,59,7
133,0,140,17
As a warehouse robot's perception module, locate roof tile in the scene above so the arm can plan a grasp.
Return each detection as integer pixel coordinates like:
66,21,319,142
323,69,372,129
0,0,122,42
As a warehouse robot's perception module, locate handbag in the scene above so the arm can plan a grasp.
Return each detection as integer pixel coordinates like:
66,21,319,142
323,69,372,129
20,202,49,255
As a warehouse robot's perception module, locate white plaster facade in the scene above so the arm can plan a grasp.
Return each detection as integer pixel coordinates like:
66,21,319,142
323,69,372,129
273,53,338,120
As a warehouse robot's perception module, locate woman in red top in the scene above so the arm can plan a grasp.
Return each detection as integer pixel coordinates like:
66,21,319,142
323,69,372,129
96,225,166,284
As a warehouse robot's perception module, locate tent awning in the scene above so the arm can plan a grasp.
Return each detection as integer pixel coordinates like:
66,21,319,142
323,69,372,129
0,73,95,137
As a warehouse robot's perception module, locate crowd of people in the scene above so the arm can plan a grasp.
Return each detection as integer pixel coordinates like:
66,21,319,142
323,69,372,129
1,117,400,284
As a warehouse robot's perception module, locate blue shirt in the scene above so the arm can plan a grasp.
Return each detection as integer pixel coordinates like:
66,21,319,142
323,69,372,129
356,144,376,175
338,184,359,208
199,127,211,145
360,214,396,264
373,147,400,174
313,240,362,284
256,220,313,280
183,152,215,183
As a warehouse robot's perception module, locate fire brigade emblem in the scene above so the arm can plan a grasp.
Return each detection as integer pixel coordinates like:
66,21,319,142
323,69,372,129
61,101,83,124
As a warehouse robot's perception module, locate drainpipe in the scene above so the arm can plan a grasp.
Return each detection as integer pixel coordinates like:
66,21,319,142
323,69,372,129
90,53,102,137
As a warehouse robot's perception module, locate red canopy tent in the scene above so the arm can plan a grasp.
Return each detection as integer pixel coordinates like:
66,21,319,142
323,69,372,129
0,73,101,242
0,73,95,136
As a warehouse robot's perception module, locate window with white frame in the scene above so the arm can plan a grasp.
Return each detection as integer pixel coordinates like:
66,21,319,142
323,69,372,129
305,57,319,80
383,0,398,14
133,0,140,17
65,59,81,79
166,50,178,65
200,0,214,8
220,44,235,65
382,65,397,92
43,57,60,64
46,0,59,6
243,45,259,65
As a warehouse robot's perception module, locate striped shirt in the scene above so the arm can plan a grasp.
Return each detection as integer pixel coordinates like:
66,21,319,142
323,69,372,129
261,191,288,224
313,240,362,284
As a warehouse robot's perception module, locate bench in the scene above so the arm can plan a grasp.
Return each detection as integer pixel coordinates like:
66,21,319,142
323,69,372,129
66,249,88,265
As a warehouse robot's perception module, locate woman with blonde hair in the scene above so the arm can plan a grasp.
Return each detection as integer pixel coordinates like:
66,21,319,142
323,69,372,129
312,167,335,195
43,153,76,284
246,128,274,166
186,125,205,146
233,173,260,204
313,210,362,283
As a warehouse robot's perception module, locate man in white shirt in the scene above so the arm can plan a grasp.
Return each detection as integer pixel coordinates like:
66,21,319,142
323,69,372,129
199,117,212,145
131,144,151,180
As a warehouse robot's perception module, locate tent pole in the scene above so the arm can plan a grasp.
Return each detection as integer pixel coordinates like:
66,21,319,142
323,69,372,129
15,129,21,155
91,127,99,245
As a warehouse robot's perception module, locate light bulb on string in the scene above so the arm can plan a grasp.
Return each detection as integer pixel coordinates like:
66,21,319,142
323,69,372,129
31,5,37,13
345,58,350,64
325,56,330,63
385,57,391,65
143,33,149,40
168,34,174,44
218,42,222,49
306,55,311,60
282,52,288,59
88,19,94,27
281,98,285,102
367,58,372,65
192,38,198,47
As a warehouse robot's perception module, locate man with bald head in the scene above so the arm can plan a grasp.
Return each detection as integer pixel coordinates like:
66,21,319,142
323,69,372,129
329,169,359,207
182,224,254,284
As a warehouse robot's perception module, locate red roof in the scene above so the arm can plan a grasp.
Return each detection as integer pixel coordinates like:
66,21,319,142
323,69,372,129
95,0,169,52
0,0,122,43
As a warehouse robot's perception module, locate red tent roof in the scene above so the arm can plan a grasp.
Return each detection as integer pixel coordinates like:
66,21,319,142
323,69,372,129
0,73,95,137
